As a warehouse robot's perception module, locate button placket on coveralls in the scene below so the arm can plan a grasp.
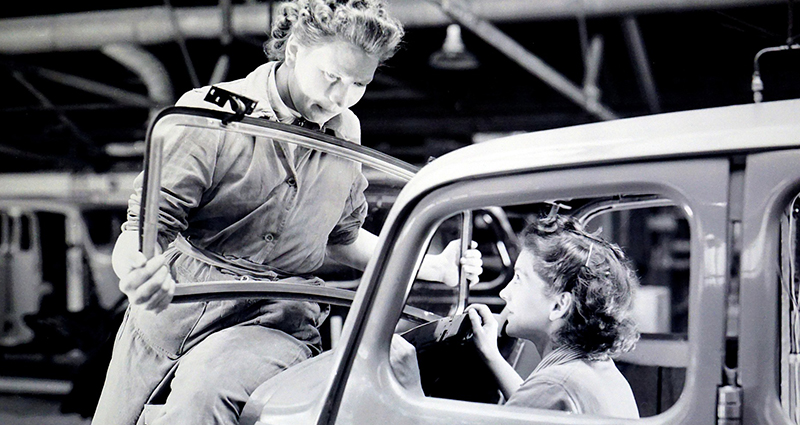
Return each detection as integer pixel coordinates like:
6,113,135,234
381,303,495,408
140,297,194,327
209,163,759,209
250,140,309,264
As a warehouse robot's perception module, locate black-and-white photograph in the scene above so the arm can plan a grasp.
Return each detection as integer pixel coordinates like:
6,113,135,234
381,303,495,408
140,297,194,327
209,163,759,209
0,1,798,424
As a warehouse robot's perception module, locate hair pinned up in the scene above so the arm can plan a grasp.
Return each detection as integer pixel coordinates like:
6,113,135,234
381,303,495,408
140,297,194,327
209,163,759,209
264,0,405,63
521,214,640,359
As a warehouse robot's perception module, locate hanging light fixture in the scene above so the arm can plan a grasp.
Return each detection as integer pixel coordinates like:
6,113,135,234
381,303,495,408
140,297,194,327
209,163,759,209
429,24,479,70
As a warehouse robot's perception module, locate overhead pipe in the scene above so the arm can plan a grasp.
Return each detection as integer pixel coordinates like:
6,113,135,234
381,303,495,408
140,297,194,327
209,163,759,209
0,0,785,54
164,0,201,88
0,5,271,54
209,0,234,85
101,44,175,116
581,35,604,112
35,67,156,108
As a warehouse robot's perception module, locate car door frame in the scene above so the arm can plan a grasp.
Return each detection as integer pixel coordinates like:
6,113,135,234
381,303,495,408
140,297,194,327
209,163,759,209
739,148,800,425
318,156,731,424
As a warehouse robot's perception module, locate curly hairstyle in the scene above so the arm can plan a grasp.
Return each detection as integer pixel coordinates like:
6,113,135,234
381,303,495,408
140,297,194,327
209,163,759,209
264,0,404,63
520,214,640,360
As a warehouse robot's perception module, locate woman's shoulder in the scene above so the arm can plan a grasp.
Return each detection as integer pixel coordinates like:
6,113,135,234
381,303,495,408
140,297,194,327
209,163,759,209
507,374,578,413
174,81,245,112
514,358,638,418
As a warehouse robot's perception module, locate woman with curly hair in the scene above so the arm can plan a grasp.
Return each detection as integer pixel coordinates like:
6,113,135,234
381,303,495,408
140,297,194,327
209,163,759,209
392,214,639,418
93,1,482,424
467,214,640,416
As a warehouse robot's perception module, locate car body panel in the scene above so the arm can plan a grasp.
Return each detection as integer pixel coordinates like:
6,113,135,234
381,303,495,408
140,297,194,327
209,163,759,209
132,99,800,424
245,99,800,424
739,149,800,425
396,98,800,215
319,159,729,425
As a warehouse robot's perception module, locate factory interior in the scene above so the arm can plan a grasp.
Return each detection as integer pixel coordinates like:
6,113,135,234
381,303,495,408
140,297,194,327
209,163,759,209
0,1,799,424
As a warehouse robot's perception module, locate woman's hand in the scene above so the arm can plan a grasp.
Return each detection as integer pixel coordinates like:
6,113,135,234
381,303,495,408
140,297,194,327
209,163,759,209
467,304,524,399
466,303,501,362
390,334,425,396
113,231,175,313
427,240,483,288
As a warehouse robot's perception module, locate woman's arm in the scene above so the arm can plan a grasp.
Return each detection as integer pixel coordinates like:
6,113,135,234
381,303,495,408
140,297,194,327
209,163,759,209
326,229,482,286
467,304,523,399
325,228,377,271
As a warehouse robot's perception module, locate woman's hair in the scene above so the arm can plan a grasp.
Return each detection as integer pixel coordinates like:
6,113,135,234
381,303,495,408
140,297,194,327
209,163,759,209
264,0,405,63
520,213,640,359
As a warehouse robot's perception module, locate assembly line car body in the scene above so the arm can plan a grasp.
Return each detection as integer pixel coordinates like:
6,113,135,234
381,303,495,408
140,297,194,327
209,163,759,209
141,97,800,425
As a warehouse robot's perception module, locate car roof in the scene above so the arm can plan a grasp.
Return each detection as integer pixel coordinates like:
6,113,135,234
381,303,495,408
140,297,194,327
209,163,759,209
401,98,800,203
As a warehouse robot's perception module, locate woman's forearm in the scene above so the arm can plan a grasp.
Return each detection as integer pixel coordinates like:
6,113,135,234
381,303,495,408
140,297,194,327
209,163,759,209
326,228,378,271
483,351,524,400
327,229,449,284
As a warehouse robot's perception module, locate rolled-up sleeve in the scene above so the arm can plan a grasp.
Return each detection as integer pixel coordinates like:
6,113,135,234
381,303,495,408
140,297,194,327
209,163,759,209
125,126,220,249
327,171,368,246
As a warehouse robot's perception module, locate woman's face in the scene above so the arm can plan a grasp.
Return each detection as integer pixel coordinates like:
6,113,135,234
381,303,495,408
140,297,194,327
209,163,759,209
500,250,558,342
285,38,379,125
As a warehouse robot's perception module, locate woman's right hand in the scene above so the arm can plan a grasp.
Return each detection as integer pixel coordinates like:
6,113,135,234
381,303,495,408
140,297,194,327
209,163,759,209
113,230,175,313
466,303,501,361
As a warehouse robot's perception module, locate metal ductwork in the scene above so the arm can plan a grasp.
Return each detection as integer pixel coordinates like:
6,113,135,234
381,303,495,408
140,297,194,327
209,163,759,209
101,44,175,111
0,0,784,54
0,5,269,54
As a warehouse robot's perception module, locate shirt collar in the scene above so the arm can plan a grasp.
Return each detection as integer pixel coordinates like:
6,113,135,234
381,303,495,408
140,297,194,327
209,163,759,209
239,62,301,124
266,63,302,124
532,345,586,374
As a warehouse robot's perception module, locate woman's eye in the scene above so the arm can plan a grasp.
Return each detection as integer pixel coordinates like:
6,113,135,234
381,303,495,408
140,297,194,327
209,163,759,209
325,72,338,81
354,81,367,88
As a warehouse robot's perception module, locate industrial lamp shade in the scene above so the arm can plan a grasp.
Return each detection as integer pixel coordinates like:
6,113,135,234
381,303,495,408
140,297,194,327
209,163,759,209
429,24,479,70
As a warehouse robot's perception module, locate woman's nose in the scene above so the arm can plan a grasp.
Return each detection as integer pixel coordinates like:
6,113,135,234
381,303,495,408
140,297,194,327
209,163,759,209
499,286,509,301
328,83,349,107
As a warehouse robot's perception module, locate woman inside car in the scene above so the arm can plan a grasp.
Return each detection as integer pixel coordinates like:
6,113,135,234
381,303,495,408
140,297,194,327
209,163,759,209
393,213,640,418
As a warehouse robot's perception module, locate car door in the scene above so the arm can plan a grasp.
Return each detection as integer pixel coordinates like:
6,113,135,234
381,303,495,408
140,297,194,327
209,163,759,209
738,148,800,425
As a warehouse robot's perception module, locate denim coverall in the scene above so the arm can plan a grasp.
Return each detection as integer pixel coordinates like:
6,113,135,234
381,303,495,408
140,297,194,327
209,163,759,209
93,62,369,425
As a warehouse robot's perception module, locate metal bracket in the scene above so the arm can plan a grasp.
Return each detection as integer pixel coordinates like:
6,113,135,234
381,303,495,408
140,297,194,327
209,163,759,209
204,86,258,123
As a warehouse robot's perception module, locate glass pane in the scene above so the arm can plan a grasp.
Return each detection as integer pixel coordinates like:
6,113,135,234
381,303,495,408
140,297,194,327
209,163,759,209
145,111,413,286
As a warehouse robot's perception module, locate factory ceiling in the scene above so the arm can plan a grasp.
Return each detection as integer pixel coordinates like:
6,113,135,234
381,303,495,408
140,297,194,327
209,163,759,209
0,0,798,172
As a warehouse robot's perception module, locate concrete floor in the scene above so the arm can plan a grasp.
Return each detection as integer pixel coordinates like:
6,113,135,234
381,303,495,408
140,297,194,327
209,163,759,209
0,395,91,425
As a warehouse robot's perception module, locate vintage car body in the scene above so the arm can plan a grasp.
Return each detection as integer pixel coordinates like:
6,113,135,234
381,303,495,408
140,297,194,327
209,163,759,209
231,98,800,425
0,174,132,398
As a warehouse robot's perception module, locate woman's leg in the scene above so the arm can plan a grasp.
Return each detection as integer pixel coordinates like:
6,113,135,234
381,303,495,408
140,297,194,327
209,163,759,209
149,325,312,425
92,296,209,425
91,307,178,425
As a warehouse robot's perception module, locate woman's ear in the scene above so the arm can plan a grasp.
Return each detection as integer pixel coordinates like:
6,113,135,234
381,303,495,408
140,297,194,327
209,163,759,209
284,34,300,66
549,292,573,322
